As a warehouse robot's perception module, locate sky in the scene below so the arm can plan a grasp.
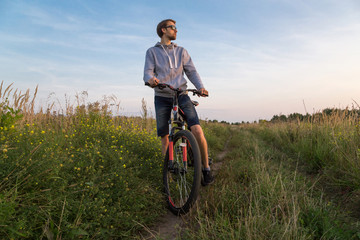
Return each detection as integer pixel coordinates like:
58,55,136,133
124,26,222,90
1,0,360,123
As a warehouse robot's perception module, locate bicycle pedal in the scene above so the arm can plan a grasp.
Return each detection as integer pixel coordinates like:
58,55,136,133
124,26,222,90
208,157,213,166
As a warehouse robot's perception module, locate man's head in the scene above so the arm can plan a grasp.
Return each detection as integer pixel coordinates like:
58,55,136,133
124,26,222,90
157,19,177,39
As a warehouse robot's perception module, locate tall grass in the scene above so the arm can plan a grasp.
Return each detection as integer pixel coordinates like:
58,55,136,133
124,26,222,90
2,81,360,239
184,126,360,239
253,110,360,191
0,82,166,239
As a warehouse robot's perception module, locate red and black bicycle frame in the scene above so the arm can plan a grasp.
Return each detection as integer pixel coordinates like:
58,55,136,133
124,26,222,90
168,93,188,171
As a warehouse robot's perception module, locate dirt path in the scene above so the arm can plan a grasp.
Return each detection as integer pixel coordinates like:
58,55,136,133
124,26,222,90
140,139,231,240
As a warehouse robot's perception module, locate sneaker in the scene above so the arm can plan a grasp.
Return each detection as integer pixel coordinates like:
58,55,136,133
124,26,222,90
201,170,214,186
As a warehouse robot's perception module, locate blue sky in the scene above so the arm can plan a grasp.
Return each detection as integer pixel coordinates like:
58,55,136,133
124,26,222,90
1,0,360,122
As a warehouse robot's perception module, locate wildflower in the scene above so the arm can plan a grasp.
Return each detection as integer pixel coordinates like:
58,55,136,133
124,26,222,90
41,130,45,134
123,164,126,168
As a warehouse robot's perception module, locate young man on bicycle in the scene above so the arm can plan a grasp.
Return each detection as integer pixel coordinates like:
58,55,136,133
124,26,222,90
144,19,214,185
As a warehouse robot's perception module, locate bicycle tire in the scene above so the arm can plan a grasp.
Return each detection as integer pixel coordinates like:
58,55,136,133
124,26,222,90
163,130,202,215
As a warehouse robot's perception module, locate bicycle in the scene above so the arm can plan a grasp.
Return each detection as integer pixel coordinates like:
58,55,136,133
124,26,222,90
146,82,207,215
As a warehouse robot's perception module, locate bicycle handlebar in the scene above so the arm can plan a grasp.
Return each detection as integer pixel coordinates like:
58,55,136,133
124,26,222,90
145,82,208,97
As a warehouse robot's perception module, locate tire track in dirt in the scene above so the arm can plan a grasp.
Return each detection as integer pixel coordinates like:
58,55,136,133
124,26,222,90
140,136,232,240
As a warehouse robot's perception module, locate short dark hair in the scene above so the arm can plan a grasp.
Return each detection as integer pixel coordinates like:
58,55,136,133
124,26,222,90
156,19,176,38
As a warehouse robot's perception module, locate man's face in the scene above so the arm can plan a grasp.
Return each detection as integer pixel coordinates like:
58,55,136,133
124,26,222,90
163,22,177,40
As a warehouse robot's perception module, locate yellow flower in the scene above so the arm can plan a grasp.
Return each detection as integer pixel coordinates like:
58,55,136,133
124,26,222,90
3,149,7,153
123,164,126,168
41,130,45,134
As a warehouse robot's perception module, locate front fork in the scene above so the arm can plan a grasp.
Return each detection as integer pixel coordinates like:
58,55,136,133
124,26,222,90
168,138,188,173
168,105,187,172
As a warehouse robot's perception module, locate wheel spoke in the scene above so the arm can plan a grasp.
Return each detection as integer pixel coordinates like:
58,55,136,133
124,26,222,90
168,136,192,207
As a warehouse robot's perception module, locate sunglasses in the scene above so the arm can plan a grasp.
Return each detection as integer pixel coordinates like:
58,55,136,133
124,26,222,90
164,25,177,30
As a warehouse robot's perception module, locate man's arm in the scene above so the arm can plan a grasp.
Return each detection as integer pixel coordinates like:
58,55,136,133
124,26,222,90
143,49,159,87
183,49,208,96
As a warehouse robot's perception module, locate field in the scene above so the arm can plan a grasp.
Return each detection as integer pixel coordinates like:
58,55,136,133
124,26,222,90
1,82,360,239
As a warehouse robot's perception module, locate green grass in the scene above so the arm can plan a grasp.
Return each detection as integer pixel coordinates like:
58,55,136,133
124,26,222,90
1,82,360,239
0,109,166,239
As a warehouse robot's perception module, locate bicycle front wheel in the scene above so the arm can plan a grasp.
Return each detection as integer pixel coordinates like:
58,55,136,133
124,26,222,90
163,130,202,215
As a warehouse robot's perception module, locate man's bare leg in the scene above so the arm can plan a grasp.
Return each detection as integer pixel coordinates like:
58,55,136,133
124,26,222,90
161,135,169,156
190,124,209,168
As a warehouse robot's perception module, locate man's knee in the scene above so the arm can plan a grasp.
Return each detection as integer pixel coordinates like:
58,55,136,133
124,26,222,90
190,124,204,137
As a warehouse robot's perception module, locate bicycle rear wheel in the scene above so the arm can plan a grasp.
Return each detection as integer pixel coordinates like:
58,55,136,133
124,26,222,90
163,130,201,215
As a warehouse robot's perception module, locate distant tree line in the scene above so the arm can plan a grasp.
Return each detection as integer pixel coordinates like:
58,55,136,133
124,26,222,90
207,119,255,125
207,107,360,125
269,108,360,123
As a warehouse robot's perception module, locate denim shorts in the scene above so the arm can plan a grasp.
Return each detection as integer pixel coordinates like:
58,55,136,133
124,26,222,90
155,95,200,137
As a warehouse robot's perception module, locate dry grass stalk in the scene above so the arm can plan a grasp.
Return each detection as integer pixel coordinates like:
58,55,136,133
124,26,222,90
0,81,14,100
0,81,39,124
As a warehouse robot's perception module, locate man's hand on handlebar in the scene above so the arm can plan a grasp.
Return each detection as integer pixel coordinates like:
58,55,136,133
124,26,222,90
147,77,160,88
199,88,209,97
